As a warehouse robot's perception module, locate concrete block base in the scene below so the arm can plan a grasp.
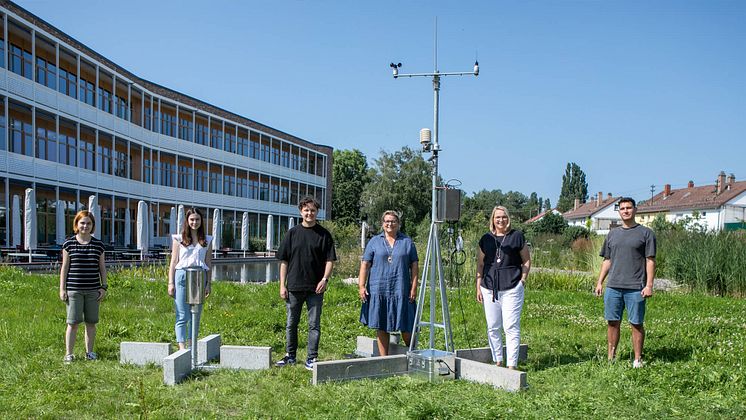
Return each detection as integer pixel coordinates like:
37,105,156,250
163,349,192,386
120,341,172,366
198,334,221,365
220,345,271,370
456,357,527,391
313,354,408,385
455,345,528,364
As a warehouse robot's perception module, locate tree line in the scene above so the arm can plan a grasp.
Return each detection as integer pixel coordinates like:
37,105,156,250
331,147,589,238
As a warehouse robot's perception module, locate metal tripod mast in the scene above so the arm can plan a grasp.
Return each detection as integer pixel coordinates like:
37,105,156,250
390,42,478,353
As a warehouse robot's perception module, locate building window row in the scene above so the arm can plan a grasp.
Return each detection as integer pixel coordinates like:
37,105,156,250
0,13,328,179
0,96,326,208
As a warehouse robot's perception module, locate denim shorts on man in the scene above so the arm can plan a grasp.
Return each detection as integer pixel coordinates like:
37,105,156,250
66,290,100,324
604,286,646,325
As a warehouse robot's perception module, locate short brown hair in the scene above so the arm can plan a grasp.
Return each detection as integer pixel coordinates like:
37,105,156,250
298,196,320,211
72,210,96,234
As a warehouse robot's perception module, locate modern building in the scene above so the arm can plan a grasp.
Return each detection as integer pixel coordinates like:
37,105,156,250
562,192,621,235
0,1,332,250
636,172,746,232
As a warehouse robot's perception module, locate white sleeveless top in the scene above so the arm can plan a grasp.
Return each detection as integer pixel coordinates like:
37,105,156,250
172,234,212,270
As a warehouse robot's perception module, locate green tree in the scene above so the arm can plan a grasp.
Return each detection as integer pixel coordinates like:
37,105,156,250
529,211,567,235
557,162,589,212
360,147,432,234
544,198,551,212
331,149,370,226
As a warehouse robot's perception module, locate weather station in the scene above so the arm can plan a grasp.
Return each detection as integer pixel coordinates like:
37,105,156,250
389,54,478,381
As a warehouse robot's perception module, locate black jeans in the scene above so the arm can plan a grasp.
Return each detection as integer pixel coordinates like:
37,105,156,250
285,291,324,359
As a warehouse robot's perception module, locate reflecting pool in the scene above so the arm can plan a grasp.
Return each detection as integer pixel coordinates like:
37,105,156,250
211,260,280,283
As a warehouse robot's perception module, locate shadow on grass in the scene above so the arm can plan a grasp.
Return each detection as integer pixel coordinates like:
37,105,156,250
647,346,693,363
526,350,598,371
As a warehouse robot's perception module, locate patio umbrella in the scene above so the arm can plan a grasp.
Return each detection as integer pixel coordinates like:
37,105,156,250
288,217,295,229
240,212,249,256
24,189,37,258
212,209,221,257
87,195,98,237
136,201,149,260
361,221,369,250
266,215,274,251
11,195,21,248
55,200,65,245
176,205,185,236
169,206,176,235
124,206,131,247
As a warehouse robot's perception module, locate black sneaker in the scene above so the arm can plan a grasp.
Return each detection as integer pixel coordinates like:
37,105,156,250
275,354,296,367
305,358,317,371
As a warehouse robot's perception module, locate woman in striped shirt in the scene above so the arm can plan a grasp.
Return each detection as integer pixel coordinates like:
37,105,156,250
59,210,108,363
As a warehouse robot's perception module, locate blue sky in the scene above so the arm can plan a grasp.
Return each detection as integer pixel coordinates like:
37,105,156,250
16,0,745,205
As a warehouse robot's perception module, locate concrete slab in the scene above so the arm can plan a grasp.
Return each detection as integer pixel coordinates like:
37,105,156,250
455,357,527,392
313,354,408,385
455,344,528,364
120,342,172,366
220,345,271,370
163,349,192,386
354,336,409,357
198,334,221,365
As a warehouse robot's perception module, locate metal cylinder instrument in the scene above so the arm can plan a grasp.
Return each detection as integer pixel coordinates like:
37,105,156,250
185,267,207,305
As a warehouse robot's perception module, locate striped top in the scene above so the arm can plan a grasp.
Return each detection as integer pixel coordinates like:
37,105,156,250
62,236,106,291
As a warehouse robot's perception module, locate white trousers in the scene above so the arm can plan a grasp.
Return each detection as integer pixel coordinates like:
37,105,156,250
481,282,524,367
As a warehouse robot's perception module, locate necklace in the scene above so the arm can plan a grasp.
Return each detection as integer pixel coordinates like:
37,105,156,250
493,231,509,264
385,235,396,264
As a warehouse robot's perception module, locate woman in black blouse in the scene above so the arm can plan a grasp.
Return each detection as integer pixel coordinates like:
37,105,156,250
476,206,530,369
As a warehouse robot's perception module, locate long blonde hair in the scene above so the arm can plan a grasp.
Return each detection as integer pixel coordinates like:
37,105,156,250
489,206,512,233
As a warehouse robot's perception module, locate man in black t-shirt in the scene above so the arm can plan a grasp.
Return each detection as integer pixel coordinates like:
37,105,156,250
275,196,336,370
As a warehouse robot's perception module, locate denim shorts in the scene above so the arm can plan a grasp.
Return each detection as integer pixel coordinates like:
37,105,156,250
66,289,100,324
604,287,646,325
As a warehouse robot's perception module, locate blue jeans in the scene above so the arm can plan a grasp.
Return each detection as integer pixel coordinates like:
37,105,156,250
285,291,324,359
174,269,203,344
604,287,646,325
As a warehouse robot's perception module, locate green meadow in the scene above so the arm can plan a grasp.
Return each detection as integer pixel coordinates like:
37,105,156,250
0,266,744,419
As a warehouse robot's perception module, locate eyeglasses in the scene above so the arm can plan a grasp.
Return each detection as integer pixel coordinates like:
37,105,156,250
383,220,398,225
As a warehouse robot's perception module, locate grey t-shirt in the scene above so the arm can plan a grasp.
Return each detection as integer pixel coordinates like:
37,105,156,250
599,224,656,289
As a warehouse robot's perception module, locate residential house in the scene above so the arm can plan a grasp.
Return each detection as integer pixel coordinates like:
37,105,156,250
525,208,562,224
562,193,621,234
637,172,746,231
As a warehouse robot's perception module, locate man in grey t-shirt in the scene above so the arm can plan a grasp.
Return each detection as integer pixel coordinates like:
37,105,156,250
595,197,656,368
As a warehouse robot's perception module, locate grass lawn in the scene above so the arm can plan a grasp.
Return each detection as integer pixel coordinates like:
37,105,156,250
0,266,744,419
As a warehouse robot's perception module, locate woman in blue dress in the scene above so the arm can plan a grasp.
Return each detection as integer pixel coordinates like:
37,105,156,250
358,211,419,356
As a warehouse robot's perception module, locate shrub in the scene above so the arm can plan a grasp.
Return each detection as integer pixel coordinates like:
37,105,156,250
562,226,590,246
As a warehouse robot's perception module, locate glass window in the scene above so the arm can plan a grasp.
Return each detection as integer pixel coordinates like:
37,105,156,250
79,127,96,171
9,44,32,79
210,127,223,150
9,101,33,157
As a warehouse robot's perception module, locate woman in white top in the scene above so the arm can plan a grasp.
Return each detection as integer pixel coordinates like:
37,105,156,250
168,207,213,350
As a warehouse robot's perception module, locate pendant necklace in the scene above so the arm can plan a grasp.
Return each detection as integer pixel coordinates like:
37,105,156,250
386,236,396,264
494,231,509,264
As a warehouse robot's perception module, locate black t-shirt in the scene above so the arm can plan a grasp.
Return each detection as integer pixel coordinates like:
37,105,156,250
478,230,526,291
277,223,337,292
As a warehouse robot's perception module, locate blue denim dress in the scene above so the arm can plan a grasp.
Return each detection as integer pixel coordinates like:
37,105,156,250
360,232,418,332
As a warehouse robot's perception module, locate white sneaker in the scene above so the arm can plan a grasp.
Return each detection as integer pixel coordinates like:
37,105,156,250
633,359,643,368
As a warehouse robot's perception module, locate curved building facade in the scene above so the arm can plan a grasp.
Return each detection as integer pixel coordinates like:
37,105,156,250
0,1,332,249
